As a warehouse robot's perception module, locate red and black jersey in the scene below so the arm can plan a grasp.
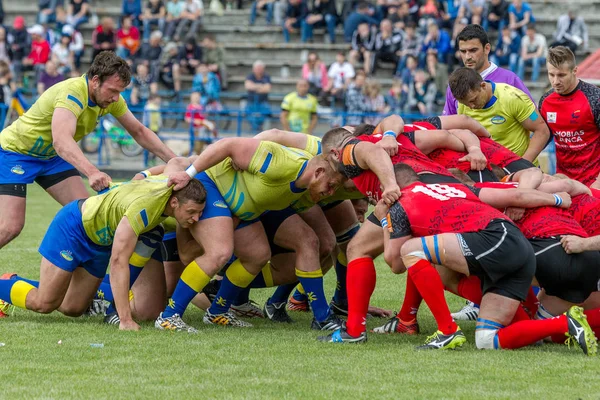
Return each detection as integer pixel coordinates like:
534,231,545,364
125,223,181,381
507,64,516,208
427,148,472,172
387,182,509,238
539,80,600,186
479,138,522,167
590,187,600,199
570,194,600,236
474,181,518,189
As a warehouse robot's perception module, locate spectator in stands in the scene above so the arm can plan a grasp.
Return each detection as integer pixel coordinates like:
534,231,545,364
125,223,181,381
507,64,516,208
165,0,185,41
51,31,75,75
62,25,84,70
37,60,64,95
141,0,166,41
179,37,203,75
38,0,60,25
345,70,369,124
116,15,141,61
302,0,338,44
283,0,308,43
280,79,318,134
349,22,376,75
551,8,589,53
418,0,446,28
122,0,143,25
159,42,182,93
374,19,402,75
454,0,485,39
0,26,11,64
245,60,272,132
324,51,354,102
186,91,217,144
389,1,413,30
54,5,68,32
9,16,30,82
344,2,378,43
406,69,436,114
385,78,403,113
91,17,117,61
138,30,163,77
396,21,421,71
67,0,90,30
202,35,228,90
22,25,50,80
426,52,447,105
490,24,520,71
174,0,203,41
421,20,451,66
364,79,388,125
0,0,4,26
143,93,162,135
249,0,276,26
131,63,158,106
0,61,12,106
399,54,417,91
517,24,547,82
485,0,508,32
508,0,534,36
302,51,328,97
192,63,221,106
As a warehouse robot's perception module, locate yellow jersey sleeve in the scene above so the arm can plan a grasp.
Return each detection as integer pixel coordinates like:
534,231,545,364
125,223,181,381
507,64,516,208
107,95,129,118
248,141,309,184
505,86,537,124
281,93,293,112
304,135,322,156
124,198,165,236
54,82,87,118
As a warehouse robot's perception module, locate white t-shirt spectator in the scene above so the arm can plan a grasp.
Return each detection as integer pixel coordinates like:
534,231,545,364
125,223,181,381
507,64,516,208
328,61,355,89
521,33,547,58
184,0,203,13
51,43,71,66
69,31,85,53
459,0,485,17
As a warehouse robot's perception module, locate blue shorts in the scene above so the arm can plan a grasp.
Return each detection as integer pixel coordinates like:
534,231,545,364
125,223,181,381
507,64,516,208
39,200,111,279
196,172,232,221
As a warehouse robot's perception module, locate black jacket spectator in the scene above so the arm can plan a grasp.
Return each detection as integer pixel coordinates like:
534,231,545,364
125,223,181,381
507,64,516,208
287,0,309,20
351,24,377,52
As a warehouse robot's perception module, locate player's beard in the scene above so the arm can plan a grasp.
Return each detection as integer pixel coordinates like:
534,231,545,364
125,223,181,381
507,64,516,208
93,87,108,109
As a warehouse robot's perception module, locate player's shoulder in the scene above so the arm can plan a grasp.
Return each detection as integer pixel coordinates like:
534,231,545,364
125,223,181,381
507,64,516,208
539,87,557,107
578,80,600,101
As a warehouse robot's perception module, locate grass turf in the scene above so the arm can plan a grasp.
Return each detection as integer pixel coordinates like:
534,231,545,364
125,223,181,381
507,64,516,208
1,185,599,399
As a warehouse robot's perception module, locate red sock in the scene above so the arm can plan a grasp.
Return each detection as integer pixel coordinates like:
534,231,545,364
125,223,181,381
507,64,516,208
346,257,376,337
584,308,600,328
522,287,539,318
510,305,531,324
397,274,422,321
497,315,568,349
408,259,457,335
456,275,483,304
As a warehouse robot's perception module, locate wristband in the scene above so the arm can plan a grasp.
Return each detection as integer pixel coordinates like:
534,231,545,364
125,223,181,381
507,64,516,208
553,194,562,207
380,217,389,229
186,165,198,178
139,170,151,178
383,130,396,138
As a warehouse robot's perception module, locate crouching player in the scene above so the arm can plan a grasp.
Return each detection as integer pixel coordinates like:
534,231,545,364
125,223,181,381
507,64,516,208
0,169,206,331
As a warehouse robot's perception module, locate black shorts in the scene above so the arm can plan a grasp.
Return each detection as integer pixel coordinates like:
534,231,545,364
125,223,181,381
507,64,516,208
151,237,180,262
259,207,296,256
418,173,462,184
366,211,380,226
503,159,535,175
467,169,499,183
457,219,536,301
320,200,344,212
529,238,600,304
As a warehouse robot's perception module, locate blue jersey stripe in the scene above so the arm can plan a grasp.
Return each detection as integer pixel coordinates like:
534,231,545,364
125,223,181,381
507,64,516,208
260,152,273,173
67,94,84,110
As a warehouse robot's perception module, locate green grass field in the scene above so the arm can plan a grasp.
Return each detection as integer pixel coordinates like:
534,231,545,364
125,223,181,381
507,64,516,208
1,185,599,399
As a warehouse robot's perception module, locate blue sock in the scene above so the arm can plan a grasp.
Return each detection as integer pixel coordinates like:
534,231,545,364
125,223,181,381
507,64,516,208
0,277,37,308
97,265,144,315
292,288,307,302
163,261,211,318
332,253,348,304
207,259,255,315
296,269,329,322
233,287,250,306
268,283,297,305
14,275,40,288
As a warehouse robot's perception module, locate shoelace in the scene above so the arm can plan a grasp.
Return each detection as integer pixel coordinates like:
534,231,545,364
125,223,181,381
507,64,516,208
0,300,14,315
424,331,442,344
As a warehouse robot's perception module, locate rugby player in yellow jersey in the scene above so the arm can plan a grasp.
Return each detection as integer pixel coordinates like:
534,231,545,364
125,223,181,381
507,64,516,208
0,52,177,252
155,138,343,332
448,67,550,164
0,165,206,331
280,79,318,135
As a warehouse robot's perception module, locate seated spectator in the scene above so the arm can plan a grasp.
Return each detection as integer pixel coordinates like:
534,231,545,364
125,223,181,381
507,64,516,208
421,21,451,66
122,0,143,25
116,15,141,61
141,0,166,41
159,42,182,93
406,69,436,114
398,54,417,91
302,51,328,97
37,60,64,94
0,26,11,64
551,8,589,53
62,25,84,70
192,63,221,106
389,1,414,30
51,31,75,75
345,70,369,125
54,5,67,32
385,78,403,113
131,63,157,106
490,24,520,71
374,19,402,74
179,37,202,74
91,17,117,61
245,60,271,132
349,22,377,75
425,52,447,104
67,0,90,29
485,0,508,32
174,0,203,42
344,2,378,43
22,25,50,80
302,0,338,44
364,79,388,125
9,16,30,82
143,93,162,134
280,79,318,134
517,24,547,82
453,0,485,40
283,0,308,43
0,61,12,106
202,35,227,90
186,91,217,149
508,0,534,36
325,51,354,101
419,0,446,27
38,0,60,25
165,0,185,41
137,30,163,77
249,0,276,26
396,21,421,71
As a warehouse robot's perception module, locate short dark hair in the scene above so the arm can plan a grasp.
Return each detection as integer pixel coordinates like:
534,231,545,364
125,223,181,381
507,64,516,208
353,123,376,136
393,163,419,187
87,51,131,86
173,178,207,205
547,46,576,70
406,21,417,30
456,24,489,47
322,127,353,152
448,67,483,100
357,2,369,11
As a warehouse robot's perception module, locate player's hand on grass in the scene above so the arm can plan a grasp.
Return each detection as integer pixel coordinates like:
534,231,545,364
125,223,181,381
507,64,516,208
459,147,487,171
119,320,141,331
367,305,394,318
89,171,112,192
381,184,401,206
505,207,525,221
556,192,572,209
168,171,192,191
561,235,586,254
378,135,399,157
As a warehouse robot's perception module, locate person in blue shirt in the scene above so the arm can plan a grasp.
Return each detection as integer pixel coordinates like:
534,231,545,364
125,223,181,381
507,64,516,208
420,21,451,66
192,63,221,105
343,2,378,43
122,0,143,26
508,0,534,36
490,24,521,71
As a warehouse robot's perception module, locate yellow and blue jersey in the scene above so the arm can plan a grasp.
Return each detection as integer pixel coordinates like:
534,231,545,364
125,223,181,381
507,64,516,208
281,91,318,133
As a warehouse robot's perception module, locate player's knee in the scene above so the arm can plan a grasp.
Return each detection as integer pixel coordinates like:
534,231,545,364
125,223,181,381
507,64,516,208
33,300,60,314
60,304,88,317
1,218,24,241
346,239,364,261
475,328,499,350
318,231,336,259
132,302,163,321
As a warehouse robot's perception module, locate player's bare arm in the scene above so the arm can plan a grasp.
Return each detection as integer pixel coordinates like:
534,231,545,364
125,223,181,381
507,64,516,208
375,114,405,156
117,110,177,162
520,113,551,163
353,141,401,205
508,167,543,189
561,235,600,254
439,114,491,138
478,187,571,210
254,129,309,149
